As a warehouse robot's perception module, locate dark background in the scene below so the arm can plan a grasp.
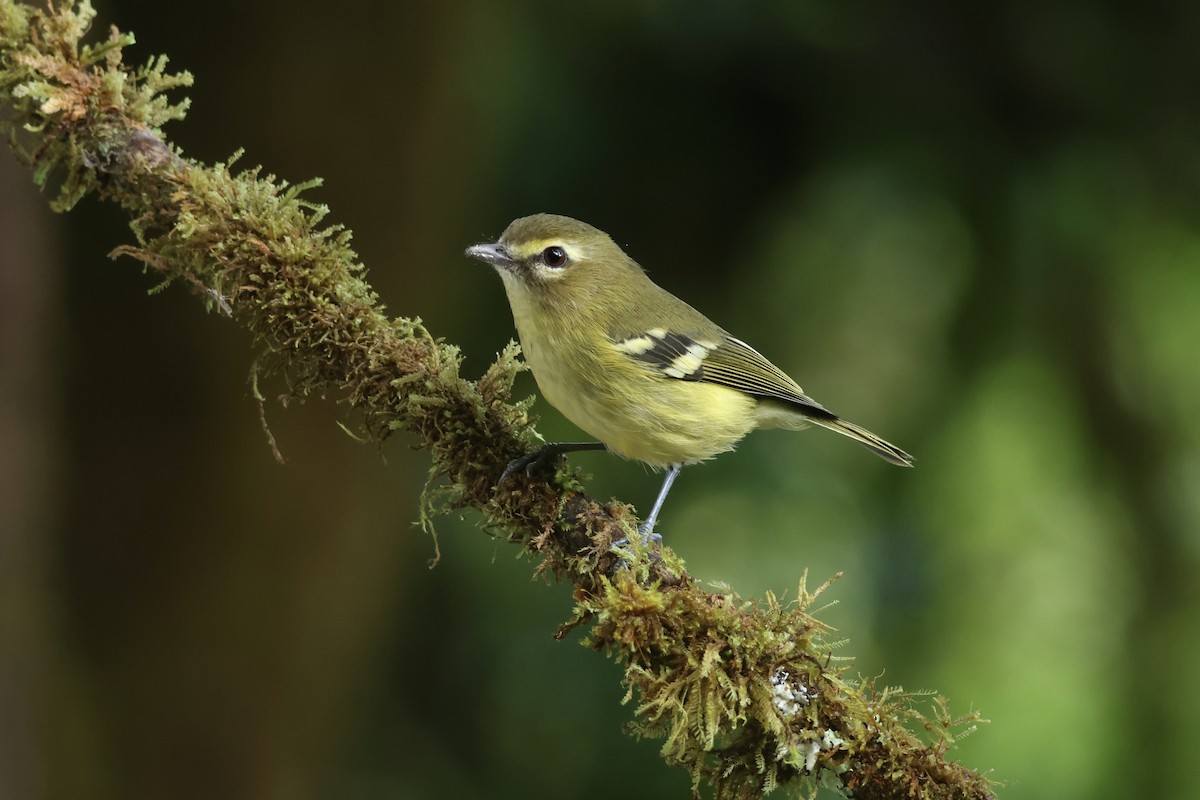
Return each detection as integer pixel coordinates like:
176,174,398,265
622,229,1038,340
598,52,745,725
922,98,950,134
3,1,1199,798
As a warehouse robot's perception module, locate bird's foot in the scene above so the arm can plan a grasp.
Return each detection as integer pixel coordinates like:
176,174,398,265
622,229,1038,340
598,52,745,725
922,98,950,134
497,442,608,486
608,525,663,573
636,520,664,544
498,449,553,485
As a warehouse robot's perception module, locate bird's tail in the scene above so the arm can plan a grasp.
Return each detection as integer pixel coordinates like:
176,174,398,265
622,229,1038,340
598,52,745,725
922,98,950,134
810,416,914,467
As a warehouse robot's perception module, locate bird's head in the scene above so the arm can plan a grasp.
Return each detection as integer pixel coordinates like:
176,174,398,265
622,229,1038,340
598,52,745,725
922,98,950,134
466,213,642,308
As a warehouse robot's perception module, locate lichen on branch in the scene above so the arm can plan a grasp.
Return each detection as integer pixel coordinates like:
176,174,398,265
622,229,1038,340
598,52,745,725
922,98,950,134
0,3,994,798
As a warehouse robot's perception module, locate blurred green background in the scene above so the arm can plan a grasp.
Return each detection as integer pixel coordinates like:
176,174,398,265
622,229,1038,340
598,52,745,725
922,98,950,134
2,1,1199,798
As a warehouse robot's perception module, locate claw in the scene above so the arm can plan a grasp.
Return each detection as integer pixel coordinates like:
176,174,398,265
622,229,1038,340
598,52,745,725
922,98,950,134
608,527,663,573
495,442,608,487
636,524,664,545
498,450,547,485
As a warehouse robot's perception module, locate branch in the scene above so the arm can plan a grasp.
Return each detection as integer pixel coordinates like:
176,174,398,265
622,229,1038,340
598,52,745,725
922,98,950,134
0,3,994,797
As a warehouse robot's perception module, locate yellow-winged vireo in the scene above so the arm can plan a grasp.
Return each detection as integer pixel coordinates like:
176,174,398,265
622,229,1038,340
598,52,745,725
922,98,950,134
467,214,912,540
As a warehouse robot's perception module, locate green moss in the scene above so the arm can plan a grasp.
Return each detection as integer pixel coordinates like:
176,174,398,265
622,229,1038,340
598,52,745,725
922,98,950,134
575,571,990,798
0,0,190,209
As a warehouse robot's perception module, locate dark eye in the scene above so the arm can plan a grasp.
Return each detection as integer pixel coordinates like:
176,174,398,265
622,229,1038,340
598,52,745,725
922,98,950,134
541,246,568,268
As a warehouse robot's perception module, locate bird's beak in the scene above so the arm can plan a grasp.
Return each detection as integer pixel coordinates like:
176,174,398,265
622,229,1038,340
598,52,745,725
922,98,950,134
465,242,517,271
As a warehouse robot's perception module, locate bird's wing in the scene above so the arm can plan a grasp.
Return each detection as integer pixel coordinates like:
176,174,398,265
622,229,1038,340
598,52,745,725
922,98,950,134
611,327,914,465
612,329,836,419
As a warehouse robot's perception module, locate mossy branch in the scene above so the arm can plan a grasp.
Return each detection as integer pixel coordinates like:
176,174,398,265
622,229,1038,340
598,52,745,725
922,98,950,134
0,3,994,798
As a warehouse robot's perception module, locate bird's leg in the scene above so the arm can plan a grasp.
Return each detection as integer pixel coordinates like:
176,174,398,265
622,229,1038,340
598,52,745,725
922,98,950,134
637,464,681,543
608,465,681,571
498,441,608,485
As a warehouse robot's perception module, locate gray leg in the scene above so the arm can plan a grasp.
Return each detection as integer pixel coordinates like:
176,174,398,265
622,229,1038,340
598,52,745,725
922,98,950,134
637,464,681,541
607,464,682,572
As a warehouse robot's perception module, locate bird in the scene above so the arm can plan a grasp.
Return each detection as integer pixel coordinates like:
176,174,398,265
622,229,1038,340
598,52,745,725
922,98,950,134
466,213,912,541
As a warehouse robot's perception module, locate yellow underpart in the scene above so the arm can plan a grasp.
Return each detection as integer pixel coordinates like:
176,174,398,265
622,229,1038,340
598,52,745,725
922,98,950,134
543,368,760,467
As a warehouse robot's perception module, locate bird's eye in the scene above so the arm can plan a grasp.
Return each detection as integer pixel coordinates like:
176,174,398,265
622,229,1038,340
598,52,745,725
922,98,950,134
541,246,568,268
